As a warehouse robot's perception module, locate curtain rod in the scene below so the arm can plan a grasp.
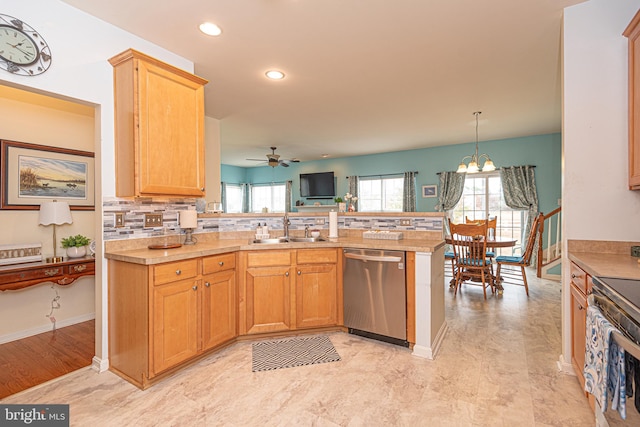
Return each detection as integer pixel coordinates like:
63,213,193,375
436,165,536,175
346,171,418,179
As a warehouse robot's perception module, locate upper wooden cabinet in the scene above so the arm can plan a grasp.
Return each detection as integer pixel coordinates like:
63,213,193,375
109,49,208,197
624,10,640,190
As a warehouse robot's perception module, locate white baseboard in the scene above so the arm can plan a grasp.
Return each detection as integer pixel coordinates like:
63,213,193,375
557,354,576,375
91,356,109,373
412,321,448,360
0,312,96,344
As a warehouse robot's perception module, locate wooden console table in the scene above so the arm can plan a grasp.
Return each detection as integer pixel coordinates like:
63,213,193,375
0,257,95,292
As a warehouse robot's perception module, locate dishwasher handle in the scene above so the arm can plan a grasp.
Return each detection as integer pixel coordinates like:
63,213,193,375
344,252,402,263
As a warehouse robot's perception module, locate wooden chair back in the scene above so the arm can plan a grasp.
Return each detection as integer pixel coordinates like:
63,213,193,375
465,216,497,234
448,219,494,298
520,213,543,265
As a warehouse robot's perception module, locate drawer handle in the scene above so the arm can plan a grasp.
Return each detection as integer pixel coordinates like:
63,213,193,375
176,269,182,275
192,285,198,291
205,282,210,287
218,261,224,266
45,269,60,276
73,264,87,272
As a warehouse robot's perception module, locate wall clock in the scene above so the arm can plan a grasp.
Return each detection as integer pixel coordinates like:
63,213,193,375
0,13,51,76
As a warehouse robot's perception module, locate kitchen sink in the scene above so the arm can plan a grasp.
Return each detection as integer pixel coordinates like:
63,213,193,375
287,237,326,243
251,237,326,244
251,237,290,244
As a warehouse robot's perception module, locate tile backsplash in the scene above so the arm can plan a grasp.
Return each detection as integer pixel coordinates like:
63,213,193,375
103,197,443,241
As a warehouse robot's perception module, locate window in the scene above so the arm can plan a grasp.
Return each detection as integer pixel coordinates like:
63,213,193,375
450,173,524,256
224,184,244,213
358,175,403,212
251,183,286,213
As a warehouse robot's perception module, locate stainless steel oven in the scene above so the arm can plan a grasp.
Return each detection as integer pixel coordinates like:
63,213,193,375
591,276,640,426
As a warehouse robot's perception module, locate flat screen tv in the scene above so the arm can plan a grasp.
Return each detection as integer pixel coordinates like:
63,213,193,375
299,171,335,198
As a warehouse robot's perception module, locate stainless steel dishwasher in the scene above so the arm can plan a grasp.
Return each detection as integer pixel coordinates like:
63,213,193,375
342,248,408,347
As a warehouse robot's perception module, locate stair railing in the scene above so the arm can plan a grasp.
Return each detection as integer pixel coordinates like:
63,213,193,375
537,206,562,278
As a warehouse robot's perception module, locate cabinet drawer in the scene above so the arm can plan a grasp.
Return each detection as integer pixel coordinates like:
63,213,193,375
154,259,199,285
67,261,95,275
202,253,236,274
570,262,588,295
297,249,337,264
246,250,292,267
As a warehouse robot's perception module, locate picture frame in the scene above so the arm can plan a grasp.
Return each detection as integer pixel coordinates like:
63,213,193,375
1,139,95,211
422,184,437,198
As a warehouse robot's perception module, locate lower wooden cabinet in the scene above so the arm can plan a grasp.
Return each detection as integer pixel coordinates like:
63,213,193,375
108,252,237,389
239,248,340,335
569,261,592,393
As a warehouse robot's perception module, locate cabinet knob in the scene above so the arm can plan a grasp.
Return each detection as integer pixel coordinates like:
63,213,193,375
205,282,210,287
176,269,182,275
285,271,289,277
578,304,584,311
218,261,224,266
571,274,577,279
192,285,198,291
298,270,301,275
201,187,205,191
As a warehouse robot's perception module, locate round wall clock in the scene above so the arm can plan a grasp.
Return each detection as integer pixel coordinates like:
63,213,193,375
0,13,52,76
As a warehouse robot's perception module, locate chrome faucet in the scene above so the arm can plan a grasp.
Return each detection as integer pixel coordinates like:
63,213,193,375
283,213,290,238
304,225,310,238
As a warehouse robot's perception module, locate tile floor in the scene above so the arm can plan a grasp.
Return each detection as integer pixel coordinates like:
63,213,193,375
1,269,594,426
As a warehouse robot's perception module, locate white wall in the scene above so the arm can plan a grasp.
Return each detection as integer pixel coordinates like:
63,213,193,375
561,0,640,370
0,0,213,368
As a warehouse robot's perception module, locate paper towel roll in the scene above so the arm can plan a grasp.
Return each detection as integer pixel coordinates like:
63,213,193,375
180,210,198,229
329,211,338,238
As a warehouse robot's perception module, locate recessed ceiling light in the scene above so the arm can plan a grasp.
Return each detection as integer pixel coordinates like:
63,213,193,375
199,22,222,36
265,70,285,80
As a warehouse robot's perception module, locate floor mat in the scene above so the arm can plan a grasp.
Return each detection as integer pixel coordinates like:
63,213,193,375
252,335,341,372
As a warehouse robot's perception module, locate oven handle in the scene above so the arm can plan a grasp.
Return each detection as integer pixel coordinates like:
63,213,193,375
589,293,640,359
612,330,640,360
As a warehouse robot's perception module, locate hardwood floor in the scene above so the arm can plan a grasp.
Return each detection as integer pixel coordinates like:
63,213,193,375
0,320,94,399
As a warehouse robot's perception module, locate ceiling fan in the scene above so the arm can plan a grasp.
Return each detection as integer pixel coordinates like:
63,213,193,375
246,146,300,168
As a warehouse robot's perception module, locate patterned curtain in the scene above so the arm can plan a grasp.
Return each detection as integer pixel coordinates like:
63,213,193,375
220,182,227,213
402,171,417,212
437,171,465,236
285,180,292,213
243,183,251,213
500,165,539,262
348,176,359,211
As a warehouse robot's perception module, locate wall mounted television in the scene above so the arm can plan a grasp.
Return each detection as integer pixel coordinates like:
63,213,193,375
299,171,335,198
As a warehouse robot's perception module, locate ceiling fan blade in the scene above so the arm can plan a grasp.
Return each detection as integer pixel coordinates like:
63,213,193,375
279,161,290,167
246,158,266,161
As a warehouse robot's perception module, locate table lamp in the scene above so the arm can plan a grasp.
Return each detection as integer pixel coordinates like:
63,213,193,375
39,200,73,263
180,210,198,245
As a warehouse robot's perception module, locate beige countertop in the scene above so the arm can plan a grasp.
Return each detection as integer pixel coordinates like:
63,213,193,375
105,236,445,265
569,252,640,280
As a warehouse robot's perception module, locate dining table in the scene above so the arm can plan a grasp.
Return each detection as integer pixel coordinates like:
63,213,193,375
445,236,518,294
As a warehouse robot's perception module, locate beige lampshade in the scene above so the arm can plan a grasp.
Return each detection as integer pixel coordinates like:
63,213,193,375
180,210,198,229
39,201,73,226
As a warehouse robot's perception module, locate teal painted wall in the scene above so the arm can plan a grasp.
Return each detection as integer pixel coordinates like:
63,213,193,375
222,133,562,215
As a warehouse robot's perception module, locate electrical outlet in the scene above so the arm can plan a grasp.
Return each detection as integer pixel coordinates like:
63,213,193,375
144,213,163,228
114,212,125,228
632,246,640,257
315,218,326,225
400,219,412,226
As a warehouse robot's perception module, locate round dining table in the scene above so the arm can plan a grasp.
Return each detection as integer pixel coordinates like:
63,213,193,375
444,236,518,294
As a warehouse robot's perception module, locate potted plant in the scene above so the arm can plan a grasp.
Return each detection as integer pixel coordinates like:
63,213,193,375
61,234,90,258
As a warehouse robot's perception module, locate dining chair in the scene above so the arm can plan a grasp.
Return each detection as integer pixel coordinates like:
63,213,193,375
448,219,495,299
494,213,543,296
465,216,497,258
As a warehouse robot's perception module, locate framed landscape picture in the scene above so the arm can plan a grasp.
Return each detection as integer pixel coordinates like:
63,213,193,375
1,139,95,210
422,184,437,198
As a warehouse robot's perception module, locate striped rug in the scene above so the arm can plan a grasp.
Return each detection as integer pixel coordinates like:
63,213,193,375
252,335,341,372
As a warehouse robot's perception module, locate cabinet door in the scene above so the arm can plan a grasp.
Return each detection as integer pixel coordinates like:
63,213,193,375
570,283,588,392
244,266,292,334
295,264,337,329
202,270,237,350
137,59,205,197
152,278,200,375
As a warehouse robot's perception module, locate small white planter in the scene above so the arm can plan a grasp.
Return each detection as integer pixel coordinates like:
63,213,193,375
66,246,87,258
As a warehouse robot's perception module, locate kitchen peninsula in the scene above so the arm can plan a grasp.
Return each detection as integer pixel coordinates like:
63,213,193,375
105,211,446,389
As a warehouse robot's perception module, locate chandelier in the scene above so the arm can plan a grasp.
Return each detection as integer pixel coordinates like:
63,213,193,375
456,111,496,173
